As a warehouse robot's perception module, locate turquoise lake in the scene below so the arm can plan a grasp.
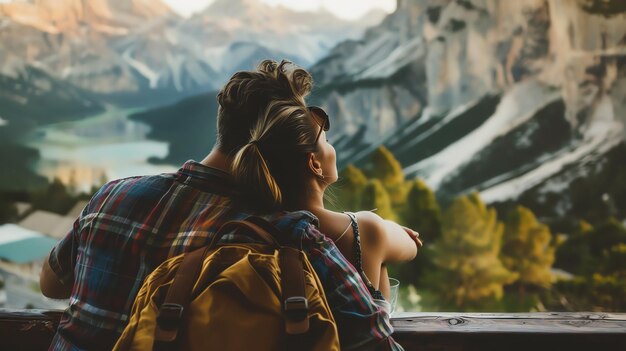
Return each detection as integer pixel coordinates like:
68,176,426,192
23,107,177,191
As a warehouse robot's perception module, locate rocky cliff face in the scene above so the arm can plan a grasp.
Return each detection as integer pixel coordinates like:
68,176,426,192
0,0,383,104
0,0,172,33
310,0,626,204
0,0,188,100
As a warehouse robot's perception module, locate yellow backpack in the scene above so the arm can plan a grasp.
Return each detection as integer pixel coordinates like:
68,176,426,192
113,218,340,351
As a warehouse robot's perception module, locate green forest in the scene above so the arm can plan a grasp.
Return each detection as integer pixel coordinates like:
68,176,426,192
328,146,626,312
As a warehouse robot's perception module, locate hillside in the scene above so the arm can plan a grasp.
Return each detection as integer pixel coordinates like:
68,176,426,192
309,0,626,211
129,92,218,165
0,0,383,106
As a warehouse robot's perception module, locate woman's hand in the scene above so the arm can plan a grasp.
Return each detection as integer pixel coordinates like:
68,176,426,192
401,226,423,249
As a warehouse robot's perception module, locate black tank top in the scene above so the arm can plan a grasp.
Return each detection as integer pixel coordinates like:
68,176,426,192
345,212,385,301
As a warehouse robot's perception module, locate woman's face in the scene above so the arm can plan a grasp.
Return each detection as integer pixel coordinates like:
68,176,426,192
315,129,338,184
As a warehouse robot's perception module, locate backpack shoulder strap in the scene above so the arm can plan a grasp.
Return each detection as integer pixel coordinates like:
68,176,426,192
153,245,207,348
279,247,309,334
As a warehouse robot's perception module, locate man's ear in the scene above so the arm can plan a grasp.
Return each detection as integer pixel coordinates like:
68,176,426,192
308,153,323,176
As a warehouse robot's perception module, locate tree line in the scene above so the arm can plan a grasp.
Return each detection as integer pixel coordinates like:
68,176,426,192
328,146,626,312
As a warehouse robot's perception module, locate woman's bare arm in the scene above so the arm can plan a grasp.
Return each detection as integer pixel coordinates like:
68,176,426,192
357,211,419,263
378,264,391,300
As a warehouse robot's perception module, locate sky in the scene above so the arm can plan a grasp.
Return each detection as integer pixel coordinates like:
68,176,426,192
162,0,396,20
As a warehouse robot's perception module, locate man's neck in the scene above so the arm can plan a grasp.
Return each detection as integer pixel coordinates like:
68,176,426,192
200,149,231,173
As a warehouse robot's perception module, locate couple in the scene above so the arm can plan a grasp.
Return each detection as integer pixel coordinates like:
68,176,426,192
40,60,422,350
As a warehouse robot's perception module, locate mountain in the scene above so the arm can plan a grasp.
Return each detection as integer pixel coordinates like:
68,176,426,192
309,0,626,213
163,0,386,84
0,66,104,192
0,0,172,33
0,0,382,106
0,67,103,141
0,0,192,105
128,91,218,165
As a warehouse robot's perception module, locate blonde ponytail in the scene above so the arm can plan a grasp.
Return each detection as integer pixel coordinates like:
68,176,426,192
227,60,320,211
231,141,283,209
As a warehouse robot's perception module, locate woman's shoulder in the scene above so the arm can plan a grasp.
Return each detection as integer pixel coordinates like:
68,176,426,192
353,210,385,228
328,210,384,231
352,211,387,247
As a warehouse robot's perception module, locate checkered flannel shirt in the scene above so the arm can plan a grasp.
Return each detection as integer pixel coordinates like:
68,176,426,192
48,160,403,350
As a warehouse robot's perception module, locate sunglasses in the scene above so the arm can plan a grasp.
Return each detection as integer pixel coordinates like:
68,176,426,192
307,106,330,143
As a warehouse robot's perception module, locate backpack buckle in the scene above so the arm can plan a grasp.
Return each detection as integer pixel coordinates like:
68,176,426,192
157,303,184,330
284,296,309,321
283,296,310,334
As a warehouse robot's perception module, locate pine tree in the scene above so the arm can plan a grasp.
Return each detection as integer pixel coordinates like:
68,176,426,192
67,169,78,196
31,178,76,214
579,220,594,234
554,219,626,311
0,194,17,223
332,164,368,210
425,193,518,310
554,220,595,275
501,206,555,301
602,243,626,275
403,178,442,242
359,179,397,221
398,178,442,287
365,146,406,205
597,242,626,311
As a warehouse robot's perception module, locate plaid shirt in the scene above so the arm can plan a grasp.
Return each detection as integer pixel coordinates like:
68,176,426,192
48,160,403,351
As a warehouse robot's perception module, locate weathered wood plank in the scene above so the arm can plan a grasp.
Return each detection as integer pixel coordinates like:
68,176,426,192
390,312,626,351
391,312,626,333
391,332,626,351
393,311,626,320
0,309,625,351
0,309,63,351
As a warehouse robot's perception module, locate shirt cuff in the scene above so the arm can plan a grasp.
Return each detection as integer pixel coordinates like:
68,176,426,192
47,247,74,286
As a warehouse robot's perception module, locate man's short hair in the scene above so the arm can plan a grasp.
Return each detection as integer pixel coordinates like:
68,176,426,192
215,60,313,155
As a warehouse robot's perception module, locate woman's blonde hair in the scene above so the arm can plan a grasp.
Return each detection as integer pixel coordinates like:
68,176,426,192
230,60,320,211
216,60,312,153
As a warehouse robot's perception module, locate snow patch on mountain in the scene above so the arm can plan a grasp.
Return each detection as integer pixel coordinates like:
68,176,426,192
356,37,425,80
165,54,185,92
404,80,560,187
481,95,624,202
122,49,160,89
394,98,484,155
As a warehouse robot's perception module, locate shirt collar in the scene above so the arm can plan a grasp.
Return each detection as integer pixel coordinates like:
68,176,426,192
177,160,236,195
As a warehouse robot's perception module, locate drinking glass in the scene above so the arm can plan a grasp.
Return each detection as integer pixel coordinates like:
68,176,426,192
389,277,400,315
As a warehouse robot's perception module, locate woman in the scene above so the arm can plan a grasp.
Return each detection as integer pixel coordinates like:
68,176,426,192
230,63,421,304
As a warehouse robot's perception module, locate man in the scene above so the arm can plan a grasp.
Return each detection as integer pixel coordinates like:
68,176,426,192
40,60,403,350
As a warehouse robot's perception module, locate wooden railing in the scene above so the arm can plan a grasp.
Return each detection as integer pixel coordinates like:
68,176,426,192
1,309,625,350
391,312,626,350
